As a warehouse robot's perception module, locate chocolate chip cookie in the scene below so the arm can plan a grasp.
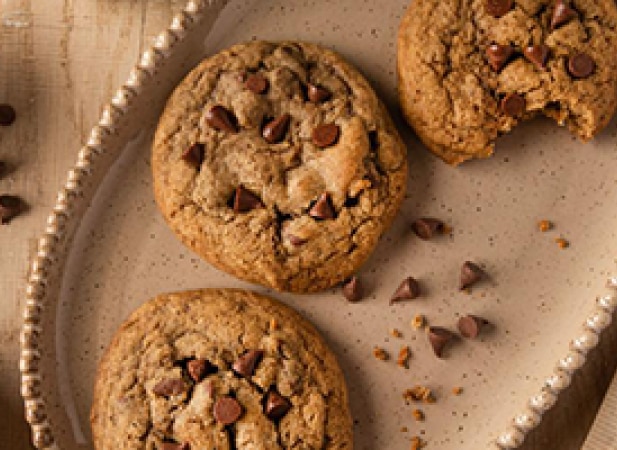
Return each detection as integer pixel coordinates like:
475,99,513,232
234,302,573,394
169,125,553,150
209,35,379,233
152,41,407,292
398,0,617,165
91,289,353,449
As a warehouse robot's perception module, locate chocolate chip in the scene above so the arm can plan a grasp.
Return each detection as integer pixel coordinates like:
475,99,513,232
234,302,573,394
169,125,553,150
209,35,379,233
412,217,445,240
152,378,187,397
342,276,363,302
523,45,550,70
459,261,484,290
458,315,489,339
214,396,243,425
428,327,455,358
205,105,238,133
486,0,513,18
568,53,595,79
264,391,291,420
232,349,264,378
0,104,16,126
500,93,526,117
312,123,340,148
182,143,205,167
245,73,269,94
309,192,336,220
262,114,291,144
551,0,577,30
390,277,420,304
288,234,307,246
233,186,264,213
485,44,514,72
186,358,213,382
307,84,331,103
0,195,24,224
161,443,190,450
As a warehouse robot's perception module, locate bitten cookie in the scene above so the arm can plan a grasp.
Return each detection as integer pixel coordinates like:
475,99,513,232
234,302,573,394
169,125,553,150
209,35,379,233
398,0,617,165
91,289,353,449
152,41,407,293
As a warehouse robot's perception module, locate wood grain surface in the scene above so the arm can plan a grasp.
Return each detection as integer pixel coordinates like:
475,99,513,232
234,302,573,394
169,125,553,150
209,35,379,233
0,1,614,449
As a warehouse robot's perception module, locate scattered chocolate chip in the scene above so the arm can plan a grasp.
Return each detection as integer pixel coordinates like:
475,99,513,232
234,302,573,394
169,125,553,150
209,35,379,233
161,443,190,450
428,327,455,358
233,186,264,213
309,192,336,220
0,104,16,126
458,315,489,339
0,195,24,224
262,114,291,144
412,217,445,240
390,277,421,304
342,275,363,302
288,234,307,246
459,261,484,290
500,93,526,117
187,358,213,382
264,391,292,420
523,45,550,70
312,123,340,148
182,143,205,167
205,105,238,133
568,53,595,79
152,378,187,397
486,0,513,18
485,44,514,72
307,84,331,103
245,73,269,94
214,396,243,425
232,349,264,378
551,0,577,30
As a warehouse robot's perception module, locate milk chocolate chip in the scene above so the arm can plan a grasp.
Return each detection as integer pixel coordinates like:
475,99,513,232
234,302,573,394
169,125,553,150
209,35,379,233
412,217,445,240
214,396,243,425
551,0,577,30
486,44,514,72
500,93,526,117
0,195,24,224
342,275,363,302
205,105,238,133
312,123,340,148
486,0,513,18
245,73,269,94
232,350,264,378
568,53,595,79
458,315,489,339
459,261,484,290
309,192,336,220
524,45,550,70
428,327,455,358
390,277,421,304
262,114,291,144
264,391,292,420
233,186,264,213
152,378,187,397
182,143,205,167
307,84,331,103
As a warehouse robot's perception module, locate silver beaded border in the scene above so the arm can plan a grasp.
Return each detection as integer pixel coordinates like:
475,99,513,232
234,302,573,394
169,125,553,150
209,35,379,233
18,1,617,448
18,1,226,448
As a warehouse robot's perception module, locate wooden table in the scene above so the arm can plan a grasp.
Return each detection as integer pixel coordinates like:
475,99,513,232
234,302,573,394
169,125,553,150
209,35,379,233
0,1,615,448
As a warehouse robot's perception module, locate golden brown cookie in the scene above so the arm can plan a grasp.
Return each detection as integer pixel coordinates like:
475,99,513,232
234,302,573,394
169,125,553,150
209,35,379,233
398,0,617,165
91,289,353,449
152,41,407,292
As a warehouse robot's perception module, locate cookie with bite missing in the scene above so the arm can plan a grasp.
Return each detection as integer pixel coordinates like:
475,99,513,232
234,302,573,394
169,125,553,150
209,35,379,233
91,289,353,449
152,41,407,293
397,0,617,165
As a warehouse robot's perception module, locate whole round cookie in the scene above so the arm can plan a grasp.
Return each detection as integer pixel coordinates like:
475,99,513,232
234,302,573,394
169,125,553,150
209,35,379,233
398,0,617,165
152,41,407,293
91,289,353,449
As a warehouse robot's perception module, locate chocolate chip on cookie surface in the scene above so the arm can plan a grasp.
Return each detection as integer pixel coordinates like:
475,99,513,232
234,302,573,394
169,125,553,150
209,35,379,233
398,0,617,165
153,41,407,292
91,289,353,449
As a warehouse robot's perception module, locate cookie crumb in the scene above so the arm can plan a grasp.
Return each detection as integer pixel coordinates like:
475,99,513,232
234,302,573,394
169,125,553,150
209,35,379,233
555,237,569,249
411,314,426,330
538,219,553,232
412,408,425,422
411,436,426,449
269,318,278,331
390,328,403,338
452,386,463,396
403,385,435,404
401,426,409,433
373,346,389,361
397,346,411,368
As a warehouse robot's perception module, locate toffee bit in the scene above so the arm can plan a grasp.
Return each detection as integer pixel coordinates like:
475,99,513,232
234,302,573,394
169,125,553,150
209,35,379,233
269,318,278,331
403,385,435,404
411,314,426,330
538,219,553,232
390,328,403,338
397,346,411,368
452,386,464,396
373,346,389,361
555,237,569,249
411,436,427,450
412,409,425,422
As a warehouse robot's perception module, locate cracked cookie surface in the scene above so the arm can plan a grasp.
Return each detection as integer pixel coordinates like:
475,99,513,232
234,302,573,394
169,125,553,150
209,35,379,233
91,289,352,450
398,0,617,165
152,41,407,293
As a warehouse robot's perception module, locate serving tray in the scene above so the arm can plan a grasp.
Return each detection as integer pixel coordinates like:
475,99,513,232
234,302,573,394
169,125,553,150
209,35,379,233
20,1,617,448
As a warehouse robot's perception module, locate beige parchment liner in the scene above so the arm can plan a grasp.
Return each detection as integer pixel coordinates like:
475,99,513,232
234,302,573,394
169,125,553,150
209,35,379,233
19,1,617,449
